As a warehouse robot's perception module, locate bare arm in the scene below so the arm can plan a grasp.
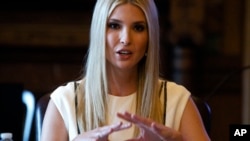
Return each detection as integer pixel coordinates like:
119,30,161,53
179,97,211,140
41,100,68,141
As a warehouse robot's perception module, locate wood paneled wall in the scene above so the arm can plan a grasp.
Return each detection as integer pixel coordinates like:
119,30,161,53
0,0,246,140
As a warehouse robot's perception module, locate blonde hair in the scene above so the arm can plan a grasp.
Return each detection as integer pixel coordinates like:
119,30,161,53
76,0,162,134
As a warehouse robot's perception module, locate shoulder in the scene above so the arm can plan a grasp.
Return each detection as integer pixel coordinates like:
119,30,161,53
50,82,75,111
51,81,75,99
158,78,191,96
48,80,83,133
158,78,191,109
50,79,83,106
52,79,83,94
167,81,191,96
159,79,191,129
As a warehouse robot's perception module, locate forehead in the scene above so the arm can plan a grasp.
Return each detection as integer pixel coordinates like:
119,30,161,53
109,3,146,21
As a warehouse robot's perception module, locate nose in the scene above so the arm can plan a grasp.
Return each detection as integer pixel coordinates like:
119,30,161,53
120,28,131,46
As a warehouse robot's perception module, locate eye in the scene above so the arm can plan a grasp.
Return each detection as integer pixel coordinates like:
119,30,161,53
107,22,121,30
133,24,146,32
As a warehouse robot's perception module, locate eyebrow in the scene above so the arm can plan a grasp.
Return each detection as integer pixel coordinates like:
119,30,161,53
108,18,147,25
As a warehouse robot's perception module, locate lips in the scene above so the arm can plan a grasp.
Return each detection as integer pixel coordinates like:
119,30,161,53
116,49,132,60
117,50,132,55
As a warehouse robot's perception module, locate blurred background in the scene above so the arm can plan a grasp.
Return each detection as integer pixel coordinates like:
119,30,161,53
0,0,249,140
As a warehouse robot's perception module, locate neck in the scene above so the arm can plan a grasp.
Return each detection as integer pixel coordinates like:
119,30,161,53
107,67,138,96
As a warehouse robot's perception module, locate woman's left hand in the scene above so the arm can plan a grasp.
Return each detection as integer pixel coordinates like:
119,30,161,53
117,112,183,141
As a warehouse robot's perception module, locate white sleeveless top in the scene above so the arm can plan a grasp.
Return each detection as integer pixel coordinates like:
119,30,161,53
50,79,190,141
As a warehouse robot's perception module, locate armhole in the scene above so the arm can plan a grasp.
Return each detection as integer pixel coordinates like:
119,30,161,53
160,80,167,125
74,81,81,134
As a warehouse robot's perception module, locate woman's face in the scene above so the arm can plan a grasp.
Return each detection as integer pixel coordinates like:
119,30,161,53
106,3,148,71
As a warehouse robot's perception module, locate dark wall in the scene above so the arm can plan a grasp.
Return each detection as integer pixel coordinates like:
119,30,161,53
0,0,245,140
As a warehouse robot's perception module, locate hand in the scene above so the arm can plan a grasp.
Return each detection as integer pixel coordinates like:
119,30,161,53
73,121,132,141
117,112,183,141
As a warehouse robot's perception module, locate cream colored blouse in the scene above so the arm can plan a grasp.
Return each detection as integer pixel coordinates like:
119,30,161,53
50,79,190,141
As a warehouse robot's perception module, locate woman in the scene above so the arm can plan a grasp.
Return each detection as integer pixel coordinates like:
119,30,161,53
41,0,211,140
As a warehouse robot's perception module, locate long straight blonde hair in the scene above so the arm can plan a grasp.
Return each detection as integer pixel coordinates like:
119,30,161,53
76,0,162,134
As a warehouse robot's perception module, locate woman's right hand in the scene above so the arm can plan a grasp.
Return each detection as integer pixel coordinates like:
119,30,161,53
73,122,132,141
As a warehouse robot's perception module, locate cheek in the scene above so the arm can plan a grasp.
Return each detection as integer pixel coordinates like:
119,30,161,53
106,34,113,55
106,32,118,48
137,35,148,53
106,34,111,49
106,33,118,60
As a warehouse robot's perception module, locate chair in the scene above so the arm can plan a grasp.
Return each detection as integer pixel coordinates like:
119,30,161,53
192,96,211,134
35,93,50,141
0,83,35,141
35,93,211,140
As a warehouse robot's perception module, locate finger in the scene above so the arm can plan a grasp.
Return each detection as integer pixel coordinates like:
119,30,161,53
99,122,132,135
94,128,112,139
92,123,120,138
108,121,123,129
118,112,152,129
94,132,110,141
118,111,170,138
152,122,184,141
93,125,116,140
128,113,173,139
131,114,153,127
99,122,121,131
152,122,168,132
117,112,134,122
119,112,176,140
117,111,143,124
111,122,132,131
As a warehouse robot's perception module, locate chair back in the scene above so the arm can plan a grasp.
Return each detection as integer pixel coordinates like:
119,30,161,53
0,83,35,141
192,96,211,134
35,93,50,141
